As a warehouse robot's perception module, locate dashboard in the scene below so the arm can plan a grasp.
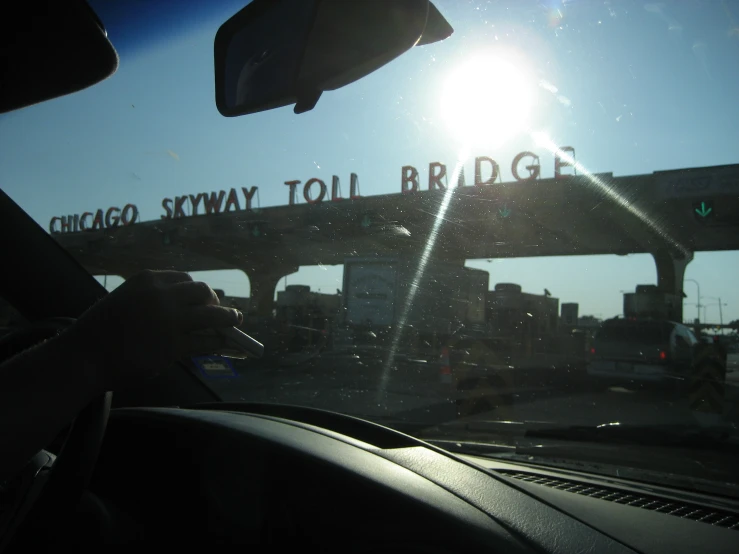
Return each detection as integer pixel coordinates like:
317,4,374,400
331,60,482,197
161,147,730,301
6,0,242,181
85,405,739,553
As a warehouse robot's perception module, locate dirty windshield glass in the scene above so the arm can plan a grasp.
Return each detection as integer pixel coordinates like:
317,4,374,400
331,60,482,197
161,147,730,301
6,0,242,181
1,0,739,494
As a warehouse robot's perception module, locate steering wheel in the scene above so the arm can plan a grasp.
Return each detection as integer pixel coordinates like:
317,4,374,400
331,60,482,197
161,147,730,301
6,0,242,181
0,317,111,552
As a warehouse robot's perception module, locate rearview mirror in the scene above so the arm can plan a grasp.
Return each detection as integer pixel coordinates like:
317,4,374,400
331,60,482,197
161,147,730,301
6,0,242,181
214,0,452,117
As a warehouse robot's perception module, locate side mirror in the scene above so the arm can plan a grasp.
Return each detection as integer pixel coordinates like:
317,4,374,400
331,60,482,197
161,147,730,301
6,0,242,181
214,0,452,117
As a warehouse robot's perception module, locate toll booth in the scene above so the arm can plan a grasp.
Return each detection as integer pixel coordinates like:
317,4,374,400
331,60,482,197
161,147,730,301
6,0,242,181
276,285,340,352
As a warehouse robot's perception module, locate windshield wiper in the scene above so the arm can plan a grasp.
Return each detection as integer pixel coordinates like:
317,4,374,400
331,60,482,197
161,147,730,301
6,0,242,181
420,418,739,453
422,439,517,456
525,422,739,452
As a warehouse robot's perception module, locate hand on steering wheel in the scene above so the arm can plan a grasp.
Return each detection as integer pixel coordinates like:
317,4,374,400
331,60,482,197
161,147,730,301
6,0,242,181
0,271,240,552
64,270,243,391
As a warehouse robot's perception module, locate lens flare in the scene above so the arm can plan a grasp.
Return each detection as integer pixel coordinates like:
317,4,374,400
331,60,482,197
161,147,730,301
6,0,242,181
441,51,535,150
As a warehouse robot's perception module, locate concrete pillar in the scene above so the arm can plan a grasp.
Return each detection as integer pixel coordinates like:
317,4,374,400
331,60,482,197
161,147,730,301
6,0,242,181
242,264,298,317
652,249,693,323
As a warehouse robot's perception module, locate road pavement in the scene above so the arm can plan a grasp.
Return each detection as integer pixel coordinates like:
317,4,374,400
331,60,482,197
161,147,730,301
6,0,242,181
195,351,739,433
727,353,739,375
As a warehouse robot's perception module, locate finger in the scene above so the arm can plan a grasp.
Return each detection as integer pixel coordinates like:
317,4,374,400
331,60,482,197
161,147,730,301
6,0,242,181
151,270,193,285
178,305,242,331
129,270,192,287
169,281,219,306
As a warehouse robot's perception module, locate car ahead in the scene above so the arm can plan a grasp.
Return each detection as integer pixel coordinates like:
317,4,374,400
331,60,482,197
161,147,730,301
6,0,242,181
588,318,702,390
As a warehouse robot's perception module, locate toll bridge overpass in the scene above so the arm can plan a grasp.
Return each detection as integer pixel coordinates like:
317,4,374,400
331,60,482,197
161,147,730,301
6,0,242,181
55,164,739,319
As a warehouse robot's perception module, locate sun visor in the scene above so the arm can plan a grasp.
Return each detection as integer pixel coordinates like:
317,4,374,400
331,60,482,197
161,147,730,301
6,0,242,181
0,0,118,114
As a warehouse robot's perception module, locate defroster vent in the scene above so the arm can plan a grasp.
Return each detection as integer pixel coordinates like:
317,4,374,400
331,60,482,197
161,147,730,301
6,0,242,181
499,470,739,531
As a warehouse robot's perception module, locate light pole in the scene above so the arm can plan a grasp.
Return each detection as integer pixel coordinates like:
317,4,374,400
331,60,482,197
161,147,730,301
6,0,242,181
684,302,703,325
685,278,701,323
703,297,727,326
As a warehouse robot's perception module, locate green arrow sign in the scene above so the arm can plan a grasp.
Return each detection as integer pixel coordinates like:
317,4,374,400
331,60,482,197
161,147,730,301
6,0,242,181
499,205,511,218
694,201,712,218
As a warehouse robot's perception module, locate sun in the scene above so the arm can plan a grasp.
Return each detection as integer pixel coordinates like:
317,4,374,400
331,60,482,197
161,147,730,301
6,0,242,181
441,51,535,150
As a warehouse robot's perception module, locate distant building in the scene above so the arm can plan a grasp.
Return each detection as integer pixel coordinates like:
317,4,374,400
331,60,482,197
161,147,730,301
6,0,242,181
560,303,579,326
577,315,602,328
486,283,559,339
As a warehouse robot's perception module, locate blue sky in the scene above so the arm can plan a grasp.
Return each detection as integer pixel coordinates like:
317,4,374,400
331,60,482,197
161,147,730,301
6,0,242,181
1,0,738,324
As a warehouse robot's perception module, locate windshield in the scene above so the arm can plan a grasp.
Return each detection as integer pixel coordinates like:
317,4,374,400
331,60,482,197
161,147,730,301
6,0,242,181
2,0,739,494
